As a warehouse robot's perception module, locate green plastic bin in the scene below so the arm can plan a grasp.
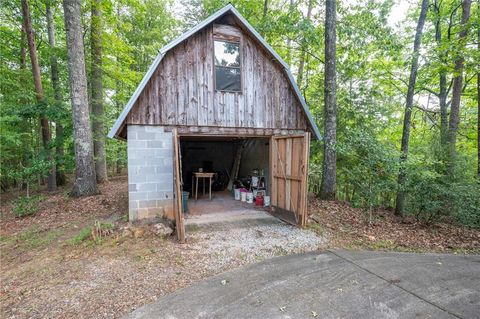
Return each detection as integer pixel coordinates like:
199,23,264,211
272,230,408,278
182,191,189,214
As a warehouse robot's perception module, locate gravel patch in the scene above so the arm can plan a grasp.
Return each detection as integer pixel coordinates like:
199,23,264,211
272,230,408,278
188,224,327,267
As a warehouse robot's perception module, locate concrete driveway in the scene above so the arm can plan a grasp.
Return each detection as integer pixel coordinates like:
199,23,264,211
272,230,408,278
124,250,480,319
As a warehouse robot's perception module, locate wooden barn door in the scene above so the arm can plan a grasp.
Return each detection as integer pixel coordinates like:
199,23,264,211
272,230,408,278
172,129,185,243
270,133,310,227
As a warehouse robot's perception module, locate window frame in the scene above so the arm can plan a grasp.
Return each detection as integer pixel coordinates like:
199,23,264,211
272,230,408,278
213,36,242,93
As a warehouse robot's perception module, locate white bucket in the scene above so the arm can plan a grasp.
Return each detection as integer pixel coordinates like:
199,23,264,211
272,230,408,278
264,196,270,207
234,188,241,200
241,192,247,202
246,192,254,204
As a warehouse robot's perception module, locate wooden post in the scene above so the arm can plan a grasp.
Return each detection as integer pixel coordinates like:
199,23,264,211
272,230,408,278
173,129,185,243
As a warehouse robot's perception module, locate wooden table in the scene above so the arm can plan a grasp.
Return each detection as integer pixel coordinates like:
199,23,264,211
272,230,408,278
192,172,215,200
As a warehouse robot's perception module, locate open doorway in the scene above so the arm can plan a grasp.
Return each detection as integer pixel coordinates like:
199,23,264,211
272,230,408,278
179,136,271,219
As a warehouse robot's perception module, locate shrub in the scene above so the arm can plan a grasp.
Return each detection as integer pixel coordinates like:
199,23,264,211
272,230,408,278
403,155,480,228
67,221,115,246
337,129,399,211
67,226,93,246
450,182,480,228
12,195,46,217
17,227,64,248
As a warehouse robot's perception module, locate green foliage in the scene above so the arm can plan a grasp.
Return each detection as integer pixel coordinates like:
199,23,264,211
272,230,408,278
0,0,478,229
338,128,399,210
8,158,52,185
16,226,64,248
68,226,93,246
451,182,480,228
0,0,178,189
399,153,480,227
67,221,115,246
12,194,46,217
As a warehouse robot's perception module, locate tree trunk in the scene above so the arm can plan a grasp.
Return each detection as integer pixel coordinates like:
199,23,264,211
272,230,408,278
447,0,472,179
395,0,429,217
63,0,99,196
21,0,57,191
19,26,30,192
319,0,337,200
91,0,108,183
434,1,448,147
46,1,66,186
285,0,295,66
115,58,123,176
20,25,26,69
116,156,122,175
477,0,479,179
296,0,313,88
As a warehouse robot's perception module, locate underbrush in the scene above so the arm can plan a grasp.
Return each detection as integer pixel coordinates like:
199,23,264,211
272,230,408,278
309,130,480,229
12,194,46,217
4,226,65,249
308,199,480,253
67,221,115,246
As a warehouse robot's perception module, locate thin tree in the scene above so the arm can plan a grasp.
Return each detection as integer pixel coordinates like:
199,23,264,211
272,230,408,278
297,0,313,88
447,0,472,179
91,0,108,183
115,71,123,175
395,0,429,217
433,0,449,147
63,0,99,196
46,0,66,186
285,0,295,66
320,0,337,200
261,0,269,38
21,0,57,191
477,0,479,179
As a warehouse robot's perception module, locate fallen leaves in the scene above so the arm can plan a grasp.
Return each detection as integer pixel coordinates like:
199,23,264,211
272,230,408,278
308,199,480,253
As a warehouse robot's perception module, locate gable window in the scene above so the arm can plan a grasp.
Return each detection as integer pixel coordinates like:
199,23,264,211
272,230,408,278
214,40,241,92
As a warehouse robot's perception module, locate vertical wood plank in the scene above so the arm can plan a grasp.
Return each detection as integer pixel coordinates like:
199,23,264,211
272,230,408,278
172,128,185,243
285,138,292,211
277,138,286,209
269,136,275,207
124,24,311,133
301,132,311,227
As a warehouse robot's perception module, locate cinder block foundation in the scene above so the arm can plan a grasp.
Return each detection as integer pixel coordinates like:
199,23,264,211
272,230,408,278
127,125,174,221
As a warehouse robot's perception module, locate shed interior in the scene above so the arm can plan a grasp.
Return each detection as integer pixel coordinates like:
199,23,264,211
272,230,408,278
179,136,271,217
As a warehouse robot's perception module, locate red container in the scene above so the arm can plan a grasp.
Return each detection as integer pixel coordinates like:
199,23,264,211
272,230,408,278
255,195,264,206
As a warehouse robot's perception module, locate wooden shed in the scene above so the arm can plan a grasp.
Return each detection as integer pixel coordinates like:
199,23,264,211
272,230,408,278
108,4,320,242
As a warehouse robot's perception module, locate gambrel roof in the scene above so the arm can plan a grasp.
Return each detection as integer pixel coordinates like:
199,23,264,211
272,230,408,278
108,4,321,139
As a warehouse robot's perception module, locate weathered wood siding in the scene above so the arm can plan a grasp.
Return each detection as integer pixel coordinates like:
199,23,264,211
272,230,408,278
126,24,309,132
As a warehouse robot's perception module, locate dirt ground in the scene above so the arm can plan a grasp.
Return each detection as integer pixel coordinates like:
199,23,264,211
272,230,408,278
0,177,325,319
1,177,478,318
308,198,480,253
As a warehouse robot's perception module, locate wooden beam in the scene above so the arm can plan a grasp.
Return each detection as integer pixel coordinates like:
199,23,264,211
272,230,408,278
172,128,186,243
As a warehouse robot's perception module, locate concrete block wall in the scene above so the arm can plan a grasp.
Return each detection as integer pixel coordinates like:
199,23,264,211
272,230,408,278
127,125,174,220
